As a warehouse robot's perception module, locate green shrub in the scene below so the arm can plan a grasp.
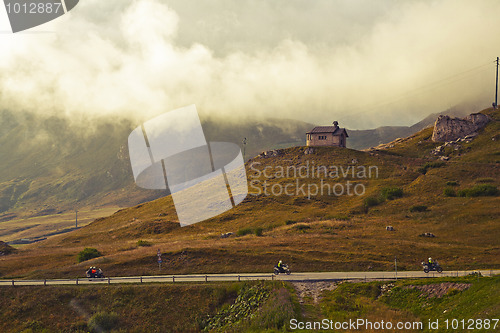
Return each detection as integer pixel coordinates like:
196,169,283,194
364,196,381,208
254,227,263,237
418,161,445,174
445,288,461,297
458,184,498,197
136,240,152,247
77,248,102,263
285,220,297,225
381,187,403,200
236,228,253,236
88,311,119,332
446,181,459,186
293,224,311,232
443,188,456,197
409,205,428,212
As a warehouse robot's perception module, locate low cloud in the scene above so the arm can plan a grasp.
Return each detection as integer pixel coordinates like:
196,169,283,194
0,0,498,129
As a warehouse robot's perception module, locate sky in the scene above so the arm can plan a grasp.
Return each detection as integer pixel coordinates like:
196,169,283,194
0,0,499,129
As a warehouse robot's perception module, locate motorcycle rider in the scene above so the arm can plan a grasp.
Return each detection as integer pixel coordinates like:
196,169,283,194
428,257,434,268
274,260,291,275
277,260,286,273
86,266,104,278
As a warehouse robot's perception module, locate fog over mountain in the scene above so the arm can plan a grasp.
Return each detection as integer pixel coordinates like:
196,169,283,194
0,0,498,129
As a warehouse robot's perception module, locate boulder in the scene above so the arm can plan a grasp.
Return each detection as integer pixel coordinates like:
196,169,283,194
259,149,282,158
304,147,314,155
432,113,491,142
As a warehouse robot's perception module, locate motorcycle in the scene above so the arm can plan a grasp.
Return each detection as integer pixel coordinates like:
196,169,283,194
421,261,443,273
274,264,291,275
86,268,105,279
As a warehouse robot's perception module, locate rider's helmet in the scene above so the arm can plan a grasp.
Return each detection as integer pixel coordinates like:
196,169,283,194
279,260,282,264
428,257,432,261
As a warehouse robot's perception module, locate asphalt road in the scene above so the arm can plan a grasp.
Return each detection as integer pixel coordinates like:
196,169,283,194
0,269,498,286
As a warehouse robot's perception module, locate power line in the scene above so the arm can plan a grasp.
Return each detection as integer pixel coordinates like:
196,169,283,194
347,61,495,116
375,66,491,107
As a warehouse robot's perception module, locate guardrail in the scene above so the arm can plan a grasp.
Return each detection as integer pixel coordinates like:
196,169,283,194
0,274,276,286
0,270,496,287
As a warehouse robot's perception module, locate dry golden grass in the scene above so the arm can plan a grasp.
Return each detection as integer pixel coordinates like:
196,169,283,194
1,108,499,279
0,283,242,332
0,206,121,243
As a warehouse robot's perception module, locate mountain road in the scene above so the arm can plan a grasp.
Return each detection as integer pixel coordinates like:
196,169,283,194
1,270,498,286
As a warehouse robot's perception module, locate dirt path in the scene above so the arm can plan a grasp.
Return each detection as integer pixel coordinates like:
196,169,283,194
291,281,338,304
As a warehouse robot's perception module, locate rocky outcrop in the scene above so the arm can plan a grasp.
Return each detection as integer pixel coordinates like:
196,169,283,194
432,113,491,142
258,149,282,158
430,133,477,158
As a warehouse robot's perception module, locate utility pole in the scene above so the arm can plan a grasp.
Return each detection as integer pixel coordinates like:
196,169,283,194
242,137,247,161
394,256,398,280
75,210,78,228
495,57,499,109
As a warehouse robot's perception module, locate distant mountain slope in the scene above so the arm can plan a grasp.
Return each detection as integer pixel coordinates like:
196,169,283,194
0,111,162,216
201,116,314,158
347,107,470,150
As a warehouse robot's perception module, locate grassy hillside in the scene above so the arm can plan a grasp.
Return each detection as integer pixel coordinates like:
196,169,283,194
0,275,497,332
0,206,122,244
319,274,500,333
0,107,497,279
0,108,428,245
0,281,298,333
